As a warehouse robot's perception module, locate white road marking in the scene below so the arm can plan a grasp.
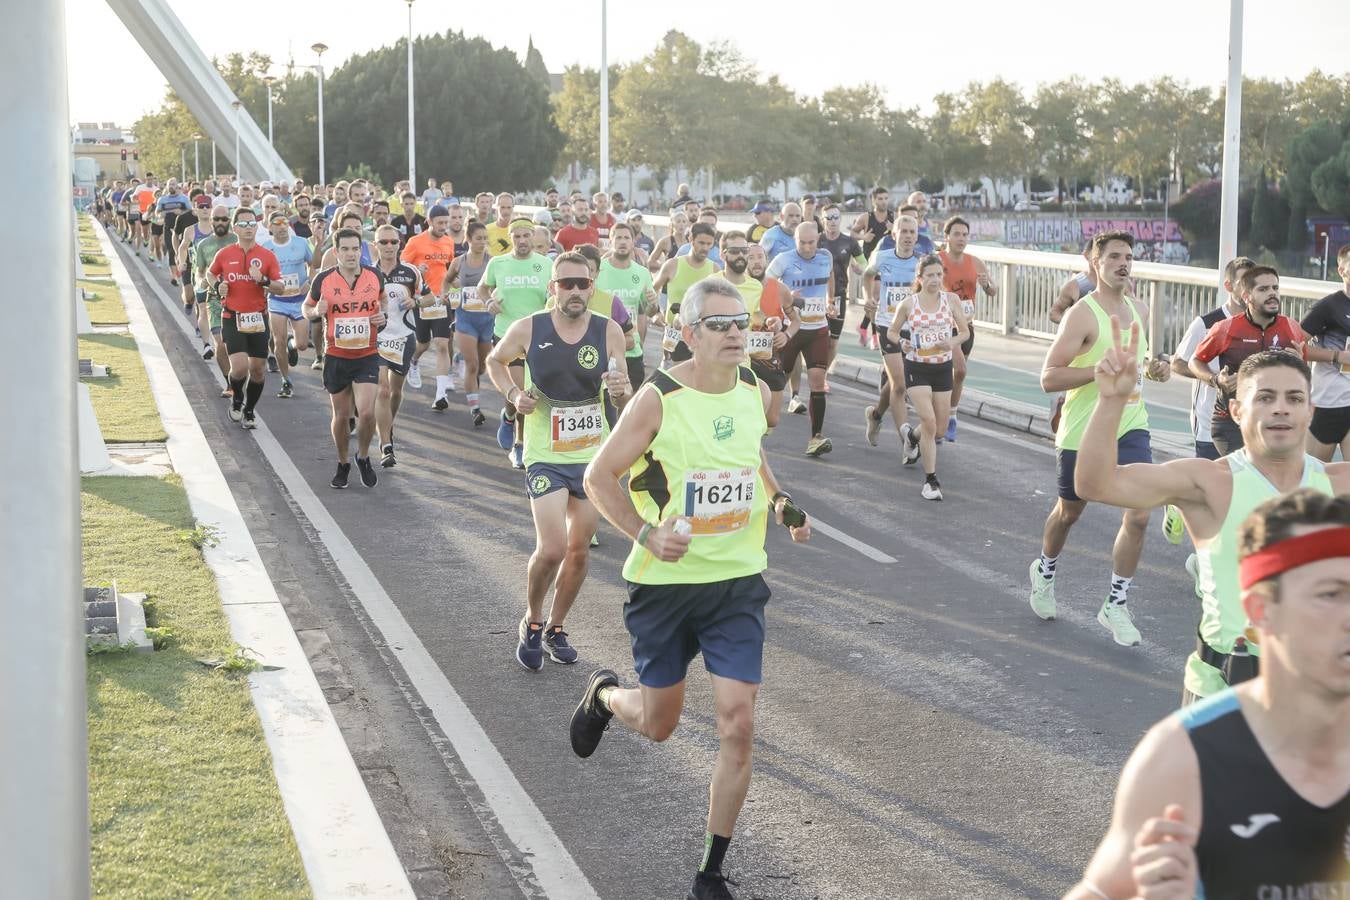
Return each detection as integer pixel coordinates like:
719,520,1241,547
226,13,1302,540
809,517,898,563
126,251,599,900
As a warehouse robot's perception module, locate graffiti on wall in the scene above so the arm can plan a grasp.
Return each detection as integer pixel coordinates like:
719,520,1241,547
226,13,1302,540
985,216,1189,262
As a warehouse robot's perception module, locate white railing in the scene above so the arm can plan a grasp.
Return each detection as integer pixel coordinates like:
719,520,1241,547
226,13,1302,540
521,207,1342,357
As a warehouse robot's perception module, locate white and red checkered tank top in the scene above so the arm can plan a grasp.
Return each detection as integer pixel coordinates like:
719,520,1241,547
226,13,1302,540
905,292,956,365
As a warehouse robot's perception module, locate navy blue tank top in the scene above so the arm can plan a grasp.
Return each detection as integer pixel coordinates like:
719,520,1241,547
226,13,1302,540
524,311,609,403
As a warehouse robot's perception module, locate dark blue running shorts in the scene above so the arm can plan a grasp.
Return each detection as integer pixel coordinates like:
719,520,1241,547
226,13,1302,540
623,573,770,688
1056,428,1152,502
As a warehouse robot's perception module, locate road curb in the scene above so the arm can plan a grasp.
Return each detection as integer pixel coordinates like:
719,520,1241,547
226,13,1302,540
96,224,414,898
827,354,1191,459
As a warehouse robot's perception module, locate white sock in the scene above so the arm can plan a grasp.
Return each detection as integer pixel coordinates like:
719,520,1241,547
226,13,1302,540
1108,572,1132,606
435,374,450,396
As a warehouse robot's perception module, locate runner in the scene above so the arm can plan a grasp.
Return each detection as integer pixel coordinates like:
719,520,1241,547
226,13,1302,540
1300,243,1350,462
746,201,775,244
304,227,388,489
1027,230,1172,647
625,209,655,262
886,254,970,500
648,210,690,270
1049,242,1097,325
172,194,212,317
306,212,330,370
938,216,998,441
861,216,921,450
653,223,721,365
187,204,236,381
1164,256,1255,545
556,196,600,252
818,201,867,369
208,207,284,429
485,192,515,257
485,251,631,668
442,220,493,427
723,233,793,429
758,202,800,262
372,224,422,466
401,205,457,406
445,202,469,256
472,191,493,224
569,276,812,900
1066,489,1350,900
259,210,314,397
590,191,616,248
482,217,552,468
156,178,191,281
676,208,724,267
595,222,659,388
1190,266,1307,456
766,221,835,457
390,189,426,248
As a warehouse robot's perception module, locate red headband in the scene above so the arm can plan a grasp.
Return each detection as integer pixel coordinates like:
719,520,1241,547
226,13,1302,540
1239,526,1350,590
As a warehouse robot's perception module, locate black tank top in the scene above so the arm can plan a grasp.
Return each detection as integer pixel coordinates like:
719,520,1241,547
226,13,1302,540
525,311,609,403
1180,692,1350,897
863,210,893,259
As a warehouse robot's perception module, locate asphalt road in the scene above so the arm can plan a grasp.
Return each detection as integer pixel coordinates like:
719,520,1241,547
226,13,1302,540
122,244,1200,900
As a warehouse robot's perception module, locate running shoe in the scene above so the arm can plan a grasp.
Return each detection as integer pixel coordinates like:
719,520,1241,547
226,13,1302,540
1161,505,1185,544
945,417,958,442
202,344,214,361
921,479,943,501
1028,559,1056,620
241,411,257,430
170,278,179,287
544,625,578,664
1184,552,1200,592
356,455,378,488
220,387,233,399
286,336,299,368
688,871,738,900
900,424,920,465
276,379,293,399
331,462,350,489
228,405,243,423
405,361,422,389
471,408,486,428
863,405,881,447
380,443,396,468
496,410,516,450
311,354,324,371
1097,601,1142,647
433,395,449,411
510,444,525,469
786,395,806,415
516,618,544,670
805,435,832,457
267,355,279,374
569,668,618,758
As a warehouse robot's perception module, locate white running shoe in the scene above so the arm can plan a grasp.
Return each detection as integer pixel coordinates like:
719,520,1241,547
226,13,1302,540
920,480,943,501
900,424,920,465
1028,559,1056,620
863,405,881,447
1097,601,1142,647
405,361,422,389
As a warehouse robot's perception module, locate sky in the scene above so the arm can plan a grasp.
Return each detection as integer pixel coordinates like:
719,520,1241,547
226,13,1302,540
68,0,1350,127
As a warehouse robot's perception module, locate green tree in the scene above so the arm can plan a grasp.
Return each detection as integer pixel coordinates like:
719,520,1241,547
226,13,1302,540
1027,79,1088,200
1248,168,1288,251
524,38,551,91
964,79,1034,195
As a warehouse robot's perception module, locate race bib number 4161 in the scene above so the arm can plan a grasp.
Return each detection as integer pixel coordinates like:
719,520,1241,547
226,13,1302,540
683,467,756,535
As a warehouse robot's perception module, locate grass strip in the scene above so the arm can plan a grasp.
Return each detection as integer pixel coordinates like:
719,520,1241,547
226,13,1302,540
84,475,308,898
80,277,128,325
79,333,167,443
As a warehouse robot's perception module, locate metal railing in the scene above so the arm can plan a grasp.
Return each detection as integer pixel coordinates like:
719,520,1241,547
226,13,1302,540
521,207,1342,356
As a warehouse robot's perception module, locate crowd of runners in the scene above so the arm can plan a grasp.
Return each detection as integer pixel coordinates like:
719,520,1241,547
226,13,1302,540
92,173,1349,900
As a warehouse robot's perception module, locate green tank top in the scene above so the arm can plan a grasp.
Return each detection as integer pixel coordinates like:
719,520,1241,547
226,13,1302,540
482,252,550,338
731,277,765,317
596,260,655,359
1184,450,1332,698
623,367,769,585
1056,293,1150,451
665,256,716,325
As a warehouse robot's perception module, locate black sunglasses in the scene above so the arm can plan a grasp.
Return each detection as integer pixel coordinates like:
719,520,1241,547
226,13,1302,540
376,239,400,246
211,216,230,222
696,314,750,332
555,276,592,290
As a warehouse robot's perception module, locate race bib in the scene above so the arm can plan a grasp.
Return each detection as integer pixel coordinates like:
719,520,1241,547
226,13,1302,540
421,297,448,319
445,288,463,310
460,286,486,312
1128,366,1144,406
961,297,976,319
915,327,948,358
236,310,265,333
683,468,756,535
281,272,301,293
377,333,406,365
747,330,774,360
1340,359,1350,375
662,324,682,354
800,295,828,325
550,402,603,453
334,317,371,350
878,286,909,324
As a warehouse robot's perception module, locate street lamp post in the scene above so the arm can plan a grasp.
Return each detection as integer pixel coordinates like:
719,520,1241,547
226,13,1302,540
231,99,242,180
263,75,276,180
312,43,328,187
212,141,217,180
406,1,416,190
193,134,201,182
1218,0,1243,268
599,0,609,193
1161,177,1171,264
